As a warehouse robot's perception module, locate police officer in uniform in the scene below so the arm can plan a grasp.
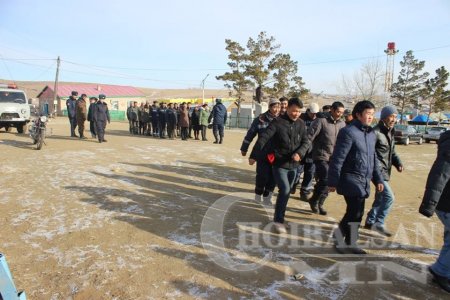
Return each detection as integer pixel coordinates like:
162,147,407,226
92,94,110,143
66,91,78,137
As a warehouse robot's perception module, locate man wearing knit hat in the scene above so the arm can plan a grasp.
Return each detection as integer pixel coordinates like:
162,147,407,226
364,105,403,237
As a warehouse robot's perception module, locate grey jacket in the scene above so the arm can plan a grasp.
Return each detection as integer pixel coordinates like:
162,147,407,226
307,114,345,162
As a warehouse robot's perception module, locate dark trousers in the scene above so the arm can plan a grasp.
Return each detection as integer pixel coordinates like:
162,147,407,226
213,124,224,141
273,167,297,223
181,127,188,140
255,160,275,196
131,120,139,134
89,121,96,137
294,161,316,195
69,117,77,136
201,125,207,140
159,122,166,138
167,123,176,138
338,196,366,245
139,121,145,134
152,120,159,135
313,160,329,199
95,120,106,141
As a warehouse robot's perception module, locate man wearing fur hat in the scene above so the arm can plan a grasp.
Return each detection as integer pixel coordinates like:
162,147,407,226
364,105,403,237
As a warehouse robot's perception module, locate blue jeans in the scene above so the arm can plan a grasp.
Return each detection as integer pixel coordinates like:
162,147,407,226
431,210,450,278
273,167,297,223
366,180,394,226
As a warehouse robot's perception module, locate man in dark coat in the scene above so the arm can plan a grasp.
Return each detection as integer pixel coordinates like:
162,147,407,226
328,100,383,255
208,98,227,144
158,102,168,138
307,101,346,215
66,91,78,137
87,97,97,139
250,98,311,234
92,94,110,143
150,101,159,136
76,93,88,139
364,105,403,237
241,98,280,205
419,130,450,293
166,103,178,139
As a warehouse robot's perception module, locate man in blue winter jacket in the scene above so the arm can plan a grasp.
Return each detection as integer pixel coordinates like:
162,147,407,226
328,100,384,255
208,98,227,144
66,91,78,137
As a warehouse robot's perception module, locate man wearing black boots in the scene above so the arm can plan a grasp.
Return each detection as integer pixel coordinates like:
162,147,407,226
208,98,227,144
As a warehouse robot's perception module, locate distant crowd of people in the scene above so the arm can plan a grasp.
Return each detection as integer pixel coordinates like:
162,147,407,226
125,98,227,143
65,92,228,144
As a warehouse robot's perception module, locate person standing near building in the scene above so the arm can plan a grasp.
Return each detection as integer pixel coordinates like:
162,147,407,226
328,100,383,254
199,104,210,141
364,105,403,237
126,102,134,134
87,97,97,139
208,98,227,144
191,106,201,140
307,101,345,215
76,93,88,139
166,103,178,139
241,98,280,205
92,94,110,143
179,102,190,141
249,98,310,234
66,91,78,137
138,102,145,135
419,130,450,293
158,102,168,138
151,101,159,137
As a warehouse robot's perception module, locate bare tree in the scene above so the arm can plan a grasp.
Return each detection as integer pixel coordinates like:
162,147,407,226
339,59,384,105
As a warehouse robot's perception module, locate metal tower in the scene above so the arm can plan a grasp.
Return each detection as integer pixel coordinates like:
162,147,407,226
384,42,399,93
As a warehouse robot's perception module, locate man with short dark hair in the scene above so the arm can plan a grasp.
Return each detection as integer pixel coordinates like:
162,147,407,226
279,97,288,115
151,101,159,136
307,101,346,215
328,100,384,254
208,98,227,144
250,97,310,234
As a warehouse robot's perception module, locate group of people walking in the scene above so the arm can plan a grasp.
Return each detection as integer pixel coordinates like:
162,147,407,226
66,91,110,143
126,98,227,144
242,97,404,253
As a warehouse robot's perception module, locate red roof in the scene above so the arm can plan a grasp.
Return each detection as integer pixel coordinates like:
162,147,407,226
38,84,145,98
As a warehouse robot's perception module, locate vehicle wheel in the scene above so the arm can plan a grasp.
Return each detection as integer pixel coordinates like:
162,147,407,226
404,137,410,145
418,137,423,145
425,139,430,143
17,124,27,134
36,134,44,150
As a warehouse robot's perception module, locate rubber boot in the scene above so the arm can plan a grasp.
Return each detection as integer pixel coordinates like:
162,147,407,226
213,132,219,144
219,136,223,144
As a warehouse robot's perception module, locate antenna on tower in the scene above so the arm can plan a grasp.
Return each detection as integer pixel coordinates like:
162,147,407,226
384,42,399,105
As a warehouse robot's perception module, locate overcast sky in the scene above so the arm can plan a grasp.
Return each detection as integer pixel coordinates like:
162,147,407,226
1,0,449,94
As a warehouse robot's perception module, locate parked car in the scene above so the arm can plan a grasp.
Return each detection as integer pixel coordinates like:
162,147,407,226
423,126,449,143
394,124,423,145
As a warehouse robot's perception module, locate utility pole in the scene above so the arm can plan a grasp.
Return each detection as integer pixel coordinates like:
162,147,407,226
52,56,60,117
201,74,209,105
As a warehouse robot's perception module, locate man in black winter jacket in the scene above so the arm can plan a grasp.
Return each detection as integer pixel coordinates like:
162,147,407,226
241,98,280,205
419,130,450,293
250,98,310,234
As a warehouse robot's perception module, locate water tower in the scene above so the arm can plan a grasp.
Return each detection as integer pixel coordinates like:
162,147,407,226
384,42,399,93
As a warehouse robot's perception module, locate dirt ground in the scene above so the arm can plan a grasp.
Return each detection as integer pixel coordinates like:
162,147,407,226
0,118,448,299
